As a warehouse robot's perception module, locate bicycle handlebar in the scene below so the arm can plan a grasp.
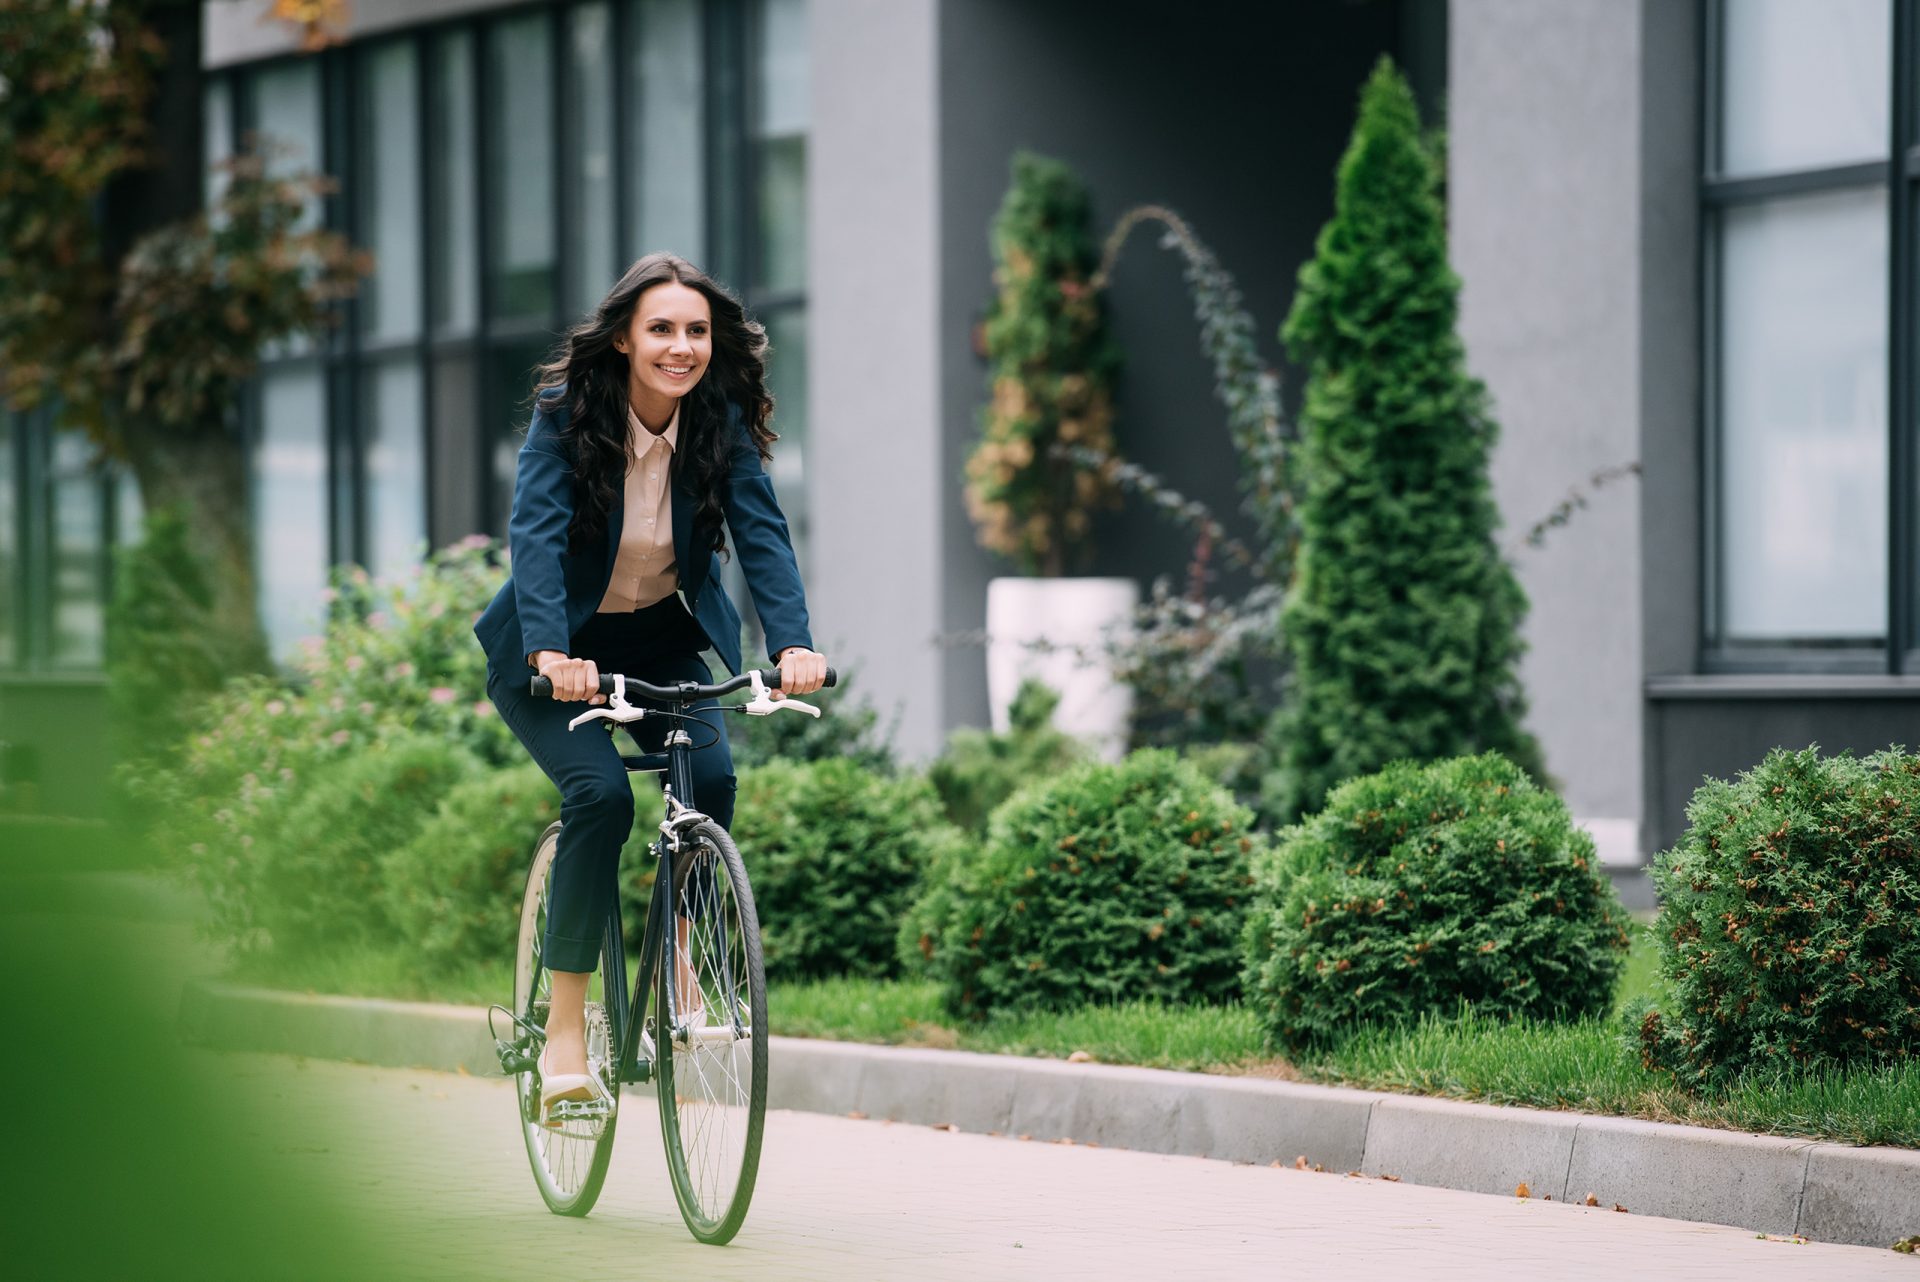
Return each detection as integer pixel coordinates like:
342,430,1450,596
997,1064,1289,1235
529,666,837,703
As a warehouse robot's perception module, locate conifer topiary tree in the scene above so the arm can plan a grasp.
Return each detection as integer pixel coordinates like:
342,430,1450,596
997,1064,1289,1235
1268,58,1545,820
964,151,1122,576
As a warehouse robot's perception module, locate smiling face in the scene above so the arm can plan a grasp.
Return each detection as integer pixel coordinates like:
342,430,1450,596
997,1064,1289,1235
612,280,713,412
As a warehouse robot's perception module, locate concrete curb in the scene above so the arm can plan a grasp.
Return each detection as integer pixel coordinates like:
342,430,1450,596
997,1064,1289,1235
179,981,1920,1249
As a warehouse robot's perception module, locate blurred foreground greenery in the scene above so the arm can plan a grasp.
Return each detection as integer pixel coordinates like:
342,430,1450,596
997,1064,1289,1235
0,811,405,1277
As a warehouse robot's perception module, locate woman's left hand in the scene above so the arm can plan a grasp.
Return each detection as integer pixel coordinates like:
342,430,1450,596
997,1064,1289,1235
772,646,828,698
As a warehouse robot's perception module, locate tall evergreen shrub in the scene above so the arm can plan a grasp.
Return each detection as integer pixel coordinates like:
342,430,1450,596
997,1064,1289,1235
1269,59,1544,820
963,151,1122,576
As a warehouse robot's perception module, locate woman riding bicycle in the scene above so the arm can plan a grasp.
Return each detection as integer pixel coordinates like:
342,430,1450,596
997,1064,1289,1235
473,251,828,1123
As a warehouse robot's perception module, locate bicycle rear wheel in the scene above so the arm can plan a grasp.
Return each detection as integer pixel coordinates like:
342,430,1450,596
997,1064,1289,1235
513,821,620,1217
655,820,768,1245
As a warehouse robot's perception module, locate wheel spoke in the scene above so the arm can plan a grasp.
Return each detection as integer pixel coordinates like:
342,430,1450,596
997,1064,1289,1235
658,826,766,1241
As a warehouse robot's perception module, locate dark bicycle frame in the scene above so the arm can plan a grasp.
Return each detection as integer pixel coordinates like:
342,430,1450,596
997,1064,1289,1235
526,665,829,1087
598,715,732,1086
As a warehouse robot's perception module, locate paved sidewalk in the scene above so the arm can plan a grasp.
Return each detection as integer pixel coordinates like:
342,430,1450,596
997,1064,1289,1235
232,1052,1913,1281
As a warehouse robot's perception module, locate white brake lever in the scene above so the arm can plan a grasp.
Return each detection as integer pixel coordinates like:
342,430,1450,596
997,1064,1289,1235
741,669,823,718
566,674,646,730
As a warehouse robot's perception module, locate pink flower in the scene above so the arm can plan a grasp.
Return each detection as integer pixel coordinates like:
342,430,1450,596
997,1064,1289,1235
367,611,388,628
394,662,415,679
330,729,351,747
358,701,375,716
265,700,286,716
344,655,365,673
429,686,456,704
472,700,494,718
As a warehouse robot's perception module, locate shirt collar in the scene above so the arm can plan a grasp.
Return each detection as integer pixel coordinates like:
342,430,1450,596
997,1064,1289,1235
628,400,679,455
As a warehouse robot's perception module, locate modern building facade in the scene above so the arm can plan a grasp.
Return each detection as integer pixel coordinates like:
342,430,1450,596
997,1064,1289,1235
3,0,1909,888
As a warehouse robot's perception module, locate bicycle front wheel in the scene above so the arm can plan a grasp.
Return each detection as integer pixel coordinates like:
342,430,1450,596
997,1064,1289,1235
513,821,620,1217
655,819,768,1245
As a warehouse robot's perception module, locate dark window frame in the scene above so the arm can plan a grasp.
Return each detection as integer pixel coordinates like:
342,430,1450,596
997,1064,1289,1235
1700,0,1920,675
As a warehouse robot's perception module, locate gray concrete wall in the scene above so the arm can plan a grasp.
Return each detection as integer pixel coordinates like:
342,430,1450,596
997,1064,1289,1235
807,0,946,757
932,0,1412,737
1450,0,1651,863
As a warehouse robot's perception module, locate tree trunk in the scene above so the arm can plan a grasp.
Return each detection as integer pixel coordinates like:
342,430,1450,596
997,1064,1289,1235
104,2,273,672
121,424,273,675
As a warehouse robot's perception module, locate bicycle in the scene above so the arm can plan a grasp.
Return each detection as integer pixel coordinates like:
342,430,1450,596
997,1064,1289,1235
488,663,834,1242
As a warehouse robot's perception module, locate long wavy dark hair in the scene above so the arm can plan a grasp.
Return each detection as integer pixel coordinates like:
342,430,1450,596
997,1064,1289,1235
531,252,776,557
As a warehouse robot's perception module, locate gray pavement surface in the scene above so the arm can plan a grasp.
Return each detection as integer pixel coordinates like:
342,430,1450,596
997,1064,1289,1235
230,1051,1917,1281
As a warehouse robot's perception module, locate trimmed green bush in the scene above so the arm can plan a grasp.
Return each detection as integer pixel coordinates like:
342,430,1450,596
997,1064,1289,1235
730,759,961,983
923,749,1257,1020
1268,58,1544,821
1242,753,1628,1054
927,679,1085,834
384,763,561,973
246,734,482,953
1641,746,1920,1087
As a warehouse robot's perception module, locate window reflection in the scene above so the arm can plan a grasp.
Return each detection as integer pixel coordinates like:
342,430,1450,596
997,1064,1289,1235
360,41,424,343
630,0,705,262
0,414,15,667
487,13,556,322
754,0,808,295
1721,0,1888,177
1720,188,1889,641
50,433,105,670
570,1,617,315
364,357,427,577
430,29,480,335
254,366,330,664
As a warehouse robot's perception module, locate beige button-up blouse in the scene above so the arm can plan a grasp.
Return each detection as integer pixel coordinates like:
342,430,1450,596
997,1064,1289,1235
596,401,680,612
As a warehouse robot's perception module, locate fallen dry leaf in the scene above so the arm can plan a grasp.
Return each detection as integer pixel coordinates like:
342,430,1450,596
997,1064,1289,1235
1017,1133,1032,1142
1515,1183,1531,1199
1584,1193,1599,1207
1379,1174,1401,1183
1067,1050,1093,1063
846,1110,867,1120
932,1123,957,1133
1613,1204,1629,1214
1294,1155,1310,1170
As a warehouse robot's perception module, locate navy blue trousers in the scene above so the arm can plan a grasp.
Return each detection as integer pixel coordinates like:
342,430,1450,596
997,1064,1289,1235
485,596,735,974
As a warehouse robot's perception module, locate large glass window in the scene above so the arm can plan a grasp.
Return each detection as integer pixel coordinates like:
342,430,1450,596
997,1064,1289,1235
363,357,427,577
630,0,706,262
428,29,480,336
254,365,330,664
1705,0,1915,666
358,40,423,344
0,415,16,668
569,1,618,315
48,433,105,670
9,1,808,678
486,13,556,323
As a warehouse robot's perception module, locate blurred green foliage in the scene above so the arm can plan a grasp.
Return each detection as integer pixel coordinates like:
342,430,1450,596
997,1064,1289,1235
1241,752,1628,1055
1641,746,1920,1087
964,151,1122,576
731,758,961,983
917,749,1258,1020
926,678,1085,835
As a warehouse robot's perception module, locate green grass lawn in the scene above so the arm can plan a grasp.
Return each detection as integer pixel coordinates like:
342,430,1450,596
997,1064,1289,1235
234,921,1917,1149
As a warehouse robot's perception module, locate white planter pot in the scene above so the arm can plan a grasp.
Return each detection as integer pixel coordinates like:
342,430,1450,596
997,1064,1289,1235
986,576,1139,762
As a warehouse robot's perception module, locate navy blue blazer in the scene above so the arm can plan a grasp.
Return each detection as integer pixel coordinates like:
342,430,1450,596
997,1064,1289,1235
473,391,813,678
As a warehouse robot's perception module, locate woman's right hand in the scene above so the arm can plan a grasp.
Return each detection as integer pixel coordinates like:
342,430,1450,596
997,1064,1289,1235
532,650,607,704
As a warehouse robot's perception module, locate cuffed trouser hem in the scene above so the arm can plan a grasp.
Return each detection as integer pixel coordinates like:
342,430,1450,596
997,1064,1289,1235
542,930,602,975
